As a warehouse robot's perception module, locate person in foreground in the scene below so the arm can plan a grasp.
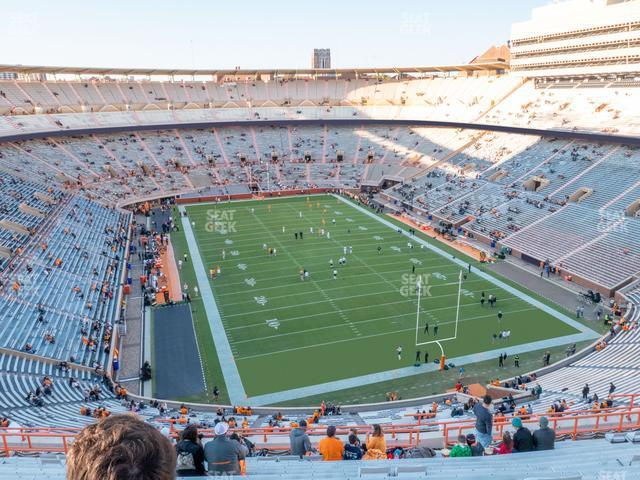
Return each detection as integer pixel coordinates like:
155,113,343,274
204,422,247,475
318,425,344,461
511,417,534,452
533,416,555,450
449,434,472,457
289,419,313,457
473,395,494,448
175,424,205,476
67,414,176,480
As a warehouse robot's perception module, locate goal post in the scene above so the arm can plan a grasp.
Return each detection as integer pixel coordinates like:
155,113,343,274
415,270,463,351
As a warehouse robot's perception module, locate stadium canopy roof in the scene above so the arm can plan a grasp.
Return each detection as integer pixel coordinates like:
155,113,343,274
0,62,508,77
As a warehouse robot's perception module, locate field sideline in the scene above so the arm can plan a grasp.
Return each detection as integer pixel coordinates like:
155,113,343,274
176,194,597,401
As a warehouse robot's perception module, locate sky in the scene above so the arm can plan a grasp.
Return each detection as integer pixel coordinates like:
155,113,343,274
2,0,550,70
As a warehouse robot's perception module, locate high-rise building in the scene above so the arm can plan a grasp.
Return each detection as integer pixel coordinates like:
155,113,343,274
312,49,331,69
510,0,640,78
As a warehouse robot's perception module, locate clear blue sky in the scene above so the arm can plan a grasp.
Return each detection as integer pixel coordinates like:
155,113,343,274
3,0,549,69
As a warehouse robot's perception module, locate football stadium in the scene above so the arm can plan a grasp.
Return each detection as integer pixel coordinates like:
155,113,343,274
2,0,640,478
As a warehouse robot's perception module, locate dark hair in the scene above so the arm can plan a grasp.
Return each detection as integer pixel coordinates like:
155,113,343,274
348,433,358,445
181,425,198,443
67,414,176,480
326,425,336,438
483,395,493,405
372,424,383,437
502,431,513,450
299,419,307,427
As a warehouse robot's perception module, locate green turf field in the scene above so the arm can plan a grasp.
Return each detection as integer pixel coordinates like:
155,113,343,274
182,195,583,398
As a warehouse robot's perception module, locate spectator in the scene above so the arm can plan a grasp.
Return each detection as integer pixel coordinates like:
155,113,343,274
175,424,205,477
318,425,344,461
497,431,513,455
512,417,534,452
473,395,493,448
204,422,246,476
343,433,364,460
365,424,387,454
67,414,176,480
449,434,472,457
466,433,484,456
533,416,555,451
229,432,250,473
289,419,312,457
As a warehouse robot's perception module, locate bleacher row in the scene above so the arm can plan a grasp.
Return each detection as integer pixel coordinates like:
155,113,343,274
381,130,640,290
0,75,640,478
0,76,519,117
0,125,478,204
0,170,130,372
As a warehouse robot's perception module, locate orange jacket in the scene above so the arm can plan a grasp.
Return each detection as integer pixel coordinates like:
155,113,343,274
318,437,344,461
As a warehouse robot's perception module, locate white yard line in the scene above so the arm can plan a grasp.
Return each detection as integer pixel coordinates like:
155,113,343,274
181,195,600,406
179,206,248,405
226,293,521,332
247,330,598,406
246,207,355,335
219,276,490,307
333,194,599,338
231,305,534,348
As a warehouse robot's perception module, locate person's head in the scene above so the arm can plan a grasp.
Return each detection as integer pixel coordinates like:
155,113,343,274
180,424,198,443
483,395,492,406
465,433,476,446
502,431,513,449
372,424,383,437
511,417,523,429
457,434,467,445
214,422,229,437
348,433,358,445
298,419,307,429
326,425,336,438
67,414,176,480
539,416,549,429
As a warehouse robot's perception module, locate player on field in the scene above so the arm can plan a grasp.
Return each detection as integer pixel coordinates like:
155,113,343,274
434,321,439,336
333,269,338,280
424,322,429,335
396,346,402,360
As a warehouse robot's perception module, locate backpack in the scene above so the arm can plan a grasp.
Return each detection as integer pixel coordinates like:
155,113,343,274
405,446,436,458
176,450,195,471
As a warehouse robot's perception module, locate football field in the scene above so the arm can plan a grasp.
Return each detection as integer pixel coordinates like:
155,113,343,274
180,194,595,402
